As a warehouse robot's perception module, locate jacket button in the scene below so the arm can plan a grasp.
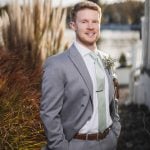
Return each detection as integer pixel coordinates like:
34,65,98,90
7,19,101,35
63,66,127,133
81,104,85,107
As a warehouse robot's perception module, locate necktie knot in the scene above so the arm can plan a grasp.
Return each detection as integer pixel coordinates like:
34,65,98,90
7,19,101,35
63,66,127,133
89,52,99,61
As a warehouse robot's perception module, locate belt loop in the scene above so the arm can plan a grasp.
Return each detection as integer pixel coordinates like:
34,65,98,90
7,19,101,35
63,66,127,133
86,133,89,140
96,133,99,140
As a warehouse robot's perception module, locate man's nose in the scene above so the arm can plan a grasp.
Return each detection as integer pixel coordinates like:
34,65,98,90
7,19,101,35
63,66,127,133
87,23,94,29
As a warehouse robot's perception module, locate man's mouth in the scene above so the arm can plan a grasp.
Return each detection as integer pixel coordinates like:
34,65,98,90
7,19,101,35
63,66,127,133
86,32,95,38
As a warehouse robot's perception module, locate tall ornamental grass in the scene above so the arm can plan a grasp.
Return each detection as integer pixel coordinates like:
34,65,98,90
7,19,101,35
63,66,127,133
0,0,67,149
1,0,67,67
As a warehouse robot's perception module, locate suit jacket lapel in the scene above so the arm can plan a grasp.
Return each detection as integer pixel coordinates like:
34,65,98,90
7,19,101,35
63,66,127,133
68,44,93,101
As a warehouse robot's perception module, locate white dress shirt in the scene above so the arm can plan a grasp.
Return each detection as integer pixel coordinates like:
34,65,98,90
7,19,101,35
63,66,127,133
74,41,112,133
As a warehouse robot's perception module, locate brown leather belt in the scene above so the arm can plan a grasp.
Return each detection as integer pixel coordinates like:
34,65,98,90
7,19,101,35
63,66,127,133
73,127,111,141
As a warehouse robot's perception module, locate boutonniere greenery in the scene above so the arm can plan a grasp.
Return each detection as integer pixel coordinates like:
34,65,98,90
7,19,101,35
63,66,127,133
102,56,116,70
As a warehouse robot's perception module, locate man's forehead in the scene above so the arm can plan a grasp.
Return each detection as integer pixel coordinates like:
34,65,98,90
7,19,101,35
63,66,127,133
76,9,100,19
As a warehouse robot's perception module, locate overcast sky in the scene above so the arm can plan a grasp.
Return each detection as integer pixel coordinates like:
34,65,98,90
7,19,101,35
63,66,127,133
0,0,145,7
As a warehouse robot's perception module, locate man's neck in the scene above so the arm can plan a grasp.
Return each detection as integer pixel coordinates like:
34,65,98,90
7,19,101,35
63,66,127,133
76,40,97,51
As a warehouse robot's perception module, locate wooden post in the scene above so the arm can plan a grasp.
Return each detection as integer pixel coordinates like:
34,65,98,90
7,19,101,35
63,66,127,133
143,0,150,69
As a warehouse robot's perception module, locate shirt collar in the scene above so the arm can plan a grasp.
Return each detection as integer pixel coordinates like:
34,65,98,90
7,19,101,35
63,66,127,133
74,41,98,57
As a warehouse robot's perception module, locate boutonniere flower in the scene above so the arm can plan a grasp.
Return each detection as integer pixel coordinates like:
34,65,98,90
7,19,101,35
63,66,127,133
102,56,116,70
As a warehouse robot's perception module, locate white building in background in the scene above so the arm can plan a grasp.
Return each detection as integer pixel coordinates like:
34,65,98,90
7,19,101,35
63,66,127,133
132,0,150,109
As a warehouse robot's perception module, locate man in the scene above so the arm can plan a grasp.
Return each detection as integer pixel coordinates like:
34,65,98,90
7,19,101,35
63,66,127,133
40,1,121,150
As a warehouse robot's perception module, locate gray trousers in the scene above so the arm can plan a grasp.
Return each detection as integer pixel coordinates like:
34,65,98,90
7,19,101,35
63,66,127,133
69,129,118,150
42,129,118,150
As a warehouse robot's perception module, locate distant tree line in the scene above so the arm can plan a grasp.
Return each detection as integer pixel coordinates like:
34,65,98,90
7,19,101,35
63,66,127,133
101,1,144,25
88,0,144,25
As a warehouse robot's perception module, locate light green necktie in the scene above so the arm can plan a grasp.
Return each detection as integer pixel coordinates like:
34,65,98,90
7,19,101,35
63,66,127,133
90,52,107,132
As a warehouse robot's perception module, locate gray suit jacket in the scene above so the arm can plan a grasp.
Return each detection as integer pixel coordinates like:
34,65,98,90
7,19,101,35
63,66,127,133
40,44,121,150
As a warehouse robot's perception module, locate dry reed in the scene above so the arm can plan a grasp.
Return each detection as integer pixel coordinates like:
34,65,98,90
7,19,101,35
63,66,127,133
0,0,67,149
1,0,67,67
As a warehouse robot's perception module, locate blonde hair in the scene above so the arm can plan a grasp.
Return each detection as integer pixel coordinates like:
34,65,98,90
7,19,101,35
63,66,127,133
71,1,101,21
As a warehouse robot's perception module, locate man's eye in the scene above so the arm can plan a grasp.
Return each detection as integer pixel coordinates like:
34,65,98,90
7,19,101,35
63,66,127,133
81,21,86,23
93,21,99,23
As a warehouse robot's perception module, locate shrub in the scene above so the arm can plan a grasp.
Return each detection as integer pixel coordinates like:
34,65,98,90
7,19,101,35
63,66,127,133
119,52,127,68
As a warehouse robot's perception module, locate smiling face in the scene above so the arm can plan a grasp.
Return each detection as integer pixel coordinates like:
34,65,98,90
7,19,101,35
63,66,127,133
70,8,101,50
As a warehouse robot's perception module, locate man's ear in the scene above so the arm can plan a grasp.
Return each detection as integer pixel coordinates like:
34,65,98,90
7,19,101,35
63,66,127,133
69,21,76,31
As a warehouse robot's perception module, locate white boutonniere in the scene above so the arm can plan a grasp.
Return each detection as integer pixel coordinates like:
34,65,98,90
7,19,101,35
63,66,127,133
102,55,116,70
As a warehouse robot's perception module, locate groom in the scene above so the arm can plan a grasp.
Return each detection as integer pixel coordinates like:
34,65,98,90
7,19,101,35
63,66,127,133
40,1,121,150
